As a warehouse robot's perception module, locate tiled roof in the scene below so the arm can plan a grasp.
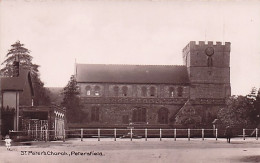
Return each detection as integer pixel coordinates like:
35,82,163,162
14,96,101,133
76,64,189,84
1,68,33,92
1,77,23,91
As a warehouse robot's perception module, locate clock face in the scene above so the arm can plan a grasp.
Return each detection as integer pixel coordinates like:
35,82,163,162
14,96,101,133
205,47,214,56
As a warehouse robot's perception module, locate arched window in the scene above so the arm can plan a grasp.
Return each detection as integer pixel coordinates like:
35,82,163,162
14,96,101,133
158,108,169,124
150,86,156,97
113,86,119,96
132,107,146,122
141,86,147,97
91,107,99,122
169,87,174,97
85,86,91,96
122,86,128,96
94,86,101,96
177,87,183,97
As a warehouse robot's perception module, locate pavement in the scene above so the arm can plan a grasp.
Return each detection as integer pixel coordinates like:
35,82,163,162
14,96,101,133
0,137,260,163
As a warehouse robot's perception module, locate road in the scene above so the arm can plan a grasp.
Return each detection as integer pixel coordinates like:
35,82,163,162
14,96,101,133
0,138,260,163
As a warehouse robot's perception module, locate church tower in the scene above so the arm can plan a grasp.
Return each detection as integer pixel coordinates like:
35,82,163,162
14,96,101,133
182,41,231,100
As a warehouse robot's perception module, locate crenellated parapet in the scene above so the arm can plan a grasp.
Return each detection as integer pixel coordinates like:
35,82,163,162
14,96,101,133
183,41,231,55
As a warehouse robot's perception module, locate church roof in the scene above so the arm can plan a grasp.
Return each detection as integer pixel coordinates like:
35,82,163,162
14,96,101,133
75,64,189,84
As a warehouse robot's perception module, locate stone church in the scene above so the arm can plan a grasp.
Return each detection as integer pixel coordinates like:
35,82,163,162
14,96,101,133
74,41,231,128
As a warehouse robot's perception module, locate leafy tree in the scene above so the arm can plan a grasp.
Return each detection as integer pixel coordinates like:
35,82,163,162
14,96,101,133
0,41,50,105
218,95,250,128
253,88,260,125
61,75,87,123
218,87,260,128
245,87,258,125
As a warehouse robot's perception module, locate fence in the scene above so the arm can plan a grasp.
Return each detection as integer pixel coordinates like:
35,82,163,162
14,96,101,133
9,128,259,142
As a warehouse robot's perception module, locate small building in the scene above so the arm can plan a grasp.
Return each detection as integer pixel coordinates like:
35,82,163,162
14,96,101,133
1,66,66,140
1,68,34,136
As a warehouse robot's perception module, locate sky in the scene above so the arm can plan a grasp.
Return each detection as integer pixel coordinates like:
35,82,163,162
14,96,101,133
0,0,260,96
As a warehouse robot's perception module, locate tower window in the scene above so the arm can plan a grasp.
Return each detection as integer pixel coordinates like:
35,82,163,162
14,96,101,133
150,86,156,97
94,86,101,96
207,57,213,67
122,86,128,96
177,87,183,97
141,86,147,97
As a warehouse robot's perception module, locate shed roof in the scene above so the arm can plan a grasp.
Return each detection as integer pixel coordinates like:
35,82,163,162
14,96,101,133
1,68,34,95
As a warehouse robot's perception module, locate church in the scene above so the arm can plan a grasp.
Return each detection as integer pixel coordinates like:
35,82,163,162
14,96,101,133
73,41,231,128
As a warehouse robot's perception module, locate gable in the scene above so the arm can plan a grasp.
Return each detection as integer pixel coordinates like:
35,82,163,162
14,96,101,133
1,68,34,106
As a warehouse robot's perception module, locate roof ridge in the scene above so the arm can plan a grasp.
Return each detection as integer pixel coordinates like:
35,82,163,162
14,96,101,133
76,63,185,67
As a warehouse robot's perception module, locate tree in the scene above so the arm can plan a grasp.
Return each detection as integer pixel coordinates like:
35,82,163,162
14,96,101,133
245,87,258,125
218,96,251,128
218,87,260,128
253,88,260,125
61,75,87,123
0,41,50,105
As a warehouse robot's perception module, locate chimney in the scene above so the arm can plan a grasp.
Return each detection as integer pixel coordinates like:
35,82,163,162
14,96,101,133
13,61,20,77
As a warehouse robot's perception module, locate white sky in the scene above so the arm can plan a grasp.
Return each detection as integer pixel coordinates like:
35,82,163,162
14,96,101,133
0,0,260,96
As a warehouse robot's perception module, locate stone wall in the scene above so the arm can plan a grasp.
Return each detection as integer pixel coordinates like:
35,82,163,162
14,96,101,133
81,103,182,125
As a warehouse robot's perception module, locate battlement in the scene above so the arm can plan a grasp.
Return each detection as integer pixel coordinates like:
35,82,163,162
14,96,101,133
183,41,231,54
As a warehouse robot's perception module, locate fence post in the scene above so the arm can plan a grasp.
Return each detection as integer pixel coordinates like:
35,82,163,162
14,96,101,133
130,128,133,141
256,128,258,140
45,129,48,142
81,129,83,141
41,127,43,140
174,129,176,141
114,128,116,141
36,124,38,140
202,129,204,141
188,128,190,141
243,129,245,140
145,128,147,141
215,129,218,141
160,128,162,141
63,129,65,142
98,128,100,141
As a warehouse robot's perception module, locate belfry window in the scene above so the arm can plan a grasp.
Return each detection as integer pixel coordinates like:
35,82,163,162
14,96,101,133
91,107,99,122
141,86,147,97
169,87,174,97
94,86,101,96
113,86,119,96
150,86,156,97
85,86,91,96
122,86,128,96
177,87,183,97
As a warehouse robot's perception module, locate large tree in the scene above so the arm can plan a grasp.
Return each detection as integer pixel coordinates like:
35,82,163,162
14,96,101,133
0,41,50,105
218,87,260,128
218,95,251,128
61,75,87,123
